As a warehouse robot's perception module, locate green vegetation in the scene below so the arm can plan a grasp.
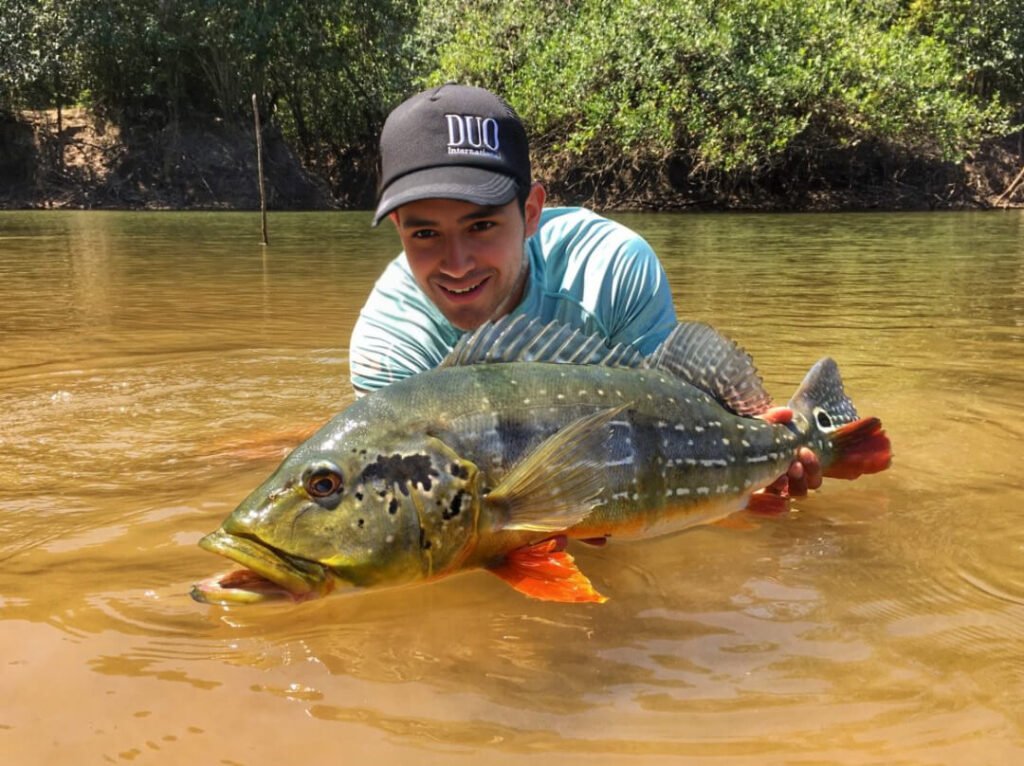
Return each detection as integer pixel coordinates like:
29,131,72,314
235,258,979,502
1,0,1021,207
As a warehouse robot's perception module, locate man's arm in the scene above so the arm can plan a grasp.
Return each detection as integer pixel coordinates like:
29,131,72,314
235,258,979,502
348,256,461,396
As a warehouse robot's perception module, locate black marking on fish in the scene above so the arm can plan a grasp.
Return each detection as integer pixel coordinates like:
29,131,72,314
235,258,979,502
442,490,465,521
357,518,365,528
419,527,431,550
354,491,364,501
388,498,399,515
450,462,469,480
361,453,438,497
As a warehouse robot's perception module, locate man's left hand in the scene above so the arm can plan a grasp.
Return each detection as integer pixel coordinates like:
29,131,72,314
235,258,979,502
757,407,823,498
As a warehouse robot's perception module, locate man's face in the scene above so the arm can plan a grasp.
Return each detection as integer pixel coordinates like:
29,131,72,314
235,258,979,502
390,185,545,331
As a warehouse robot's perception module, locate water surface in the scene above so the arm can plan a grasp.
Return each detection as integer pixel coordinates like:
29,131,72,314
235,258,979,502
1,209,1022,764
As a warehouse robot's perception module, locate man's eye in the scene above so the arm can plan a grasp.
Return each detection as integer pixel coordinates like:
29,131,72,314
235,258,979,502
411,229,437,239
470,221,496,232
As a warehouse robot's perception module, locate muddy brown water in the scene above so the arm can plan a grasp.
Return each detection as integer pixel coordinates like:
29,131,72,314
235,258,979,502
1,210,1022,764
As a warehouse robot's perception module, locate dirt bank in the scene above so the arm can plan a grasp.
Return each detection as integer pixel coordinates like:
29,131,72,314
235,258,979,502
1,107,1021,211
0,108,335,210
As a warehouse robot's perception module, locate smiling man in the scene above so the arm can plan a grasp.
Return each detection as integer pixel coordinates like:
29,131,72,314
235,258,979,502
349,83,820,495
351,83,677,393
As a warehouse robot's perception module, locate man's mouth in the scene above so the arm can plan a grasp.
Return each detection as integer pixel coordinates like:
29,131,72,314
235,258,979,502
439,276,490,300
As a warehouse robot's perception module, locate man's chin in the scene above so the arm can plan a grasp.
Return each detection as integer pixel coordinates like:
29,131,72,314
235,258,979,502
434,294,496,331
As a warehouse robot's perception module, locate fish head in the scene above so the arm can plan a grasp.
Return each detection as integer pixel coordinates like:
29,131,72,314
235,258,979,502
192,418,482,605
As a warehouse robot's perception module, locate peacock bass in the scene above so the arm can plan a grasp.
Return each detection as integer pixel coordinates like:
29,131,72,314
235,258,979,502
192,317,891,605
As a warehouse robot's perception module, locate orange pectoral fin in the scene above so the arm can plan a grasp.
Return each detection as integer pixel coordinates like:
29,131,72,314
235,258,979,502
488,538,607,604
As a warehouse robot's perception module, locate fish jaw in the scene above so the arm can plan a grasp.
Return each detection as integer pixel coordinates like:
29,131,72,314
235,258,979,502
190,529,342,605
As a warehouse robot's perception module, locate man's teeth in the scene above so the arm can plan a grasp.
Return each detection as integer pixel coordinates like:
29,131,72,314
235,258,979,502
448,283,480,294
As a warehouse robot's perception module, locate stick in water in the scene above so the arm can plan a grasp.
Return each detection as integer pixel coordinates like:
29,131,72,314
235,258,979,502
252,93,269,245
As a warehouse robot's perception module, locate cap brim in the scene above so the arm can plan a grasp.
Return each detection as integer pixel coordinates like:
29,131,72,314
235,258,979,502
372,166,519,226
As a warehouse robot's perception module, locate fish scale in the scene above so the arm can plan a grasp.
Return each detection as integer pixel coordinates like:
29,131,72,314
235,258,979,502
432,361,799,541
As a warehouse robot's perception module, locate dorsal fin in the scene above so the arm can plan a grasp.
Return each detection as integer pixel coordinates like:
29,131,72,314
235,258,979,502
644,321,773,416
439,315,645,369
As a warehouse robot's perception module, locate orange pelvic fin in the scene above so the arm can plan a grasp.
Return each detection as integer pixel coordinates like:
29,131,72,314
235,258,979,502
744,490,791,516
488,537,607,604
824,417,893,480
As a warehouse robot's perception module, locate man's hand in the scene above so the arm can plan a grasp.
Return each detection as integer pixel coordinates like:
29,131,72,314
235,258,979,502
757,407,823,498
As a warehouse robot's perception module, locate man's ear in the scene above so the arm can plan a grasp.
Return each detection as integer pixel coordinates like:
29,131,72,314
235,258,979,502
523,183,546,238
388,210,401,227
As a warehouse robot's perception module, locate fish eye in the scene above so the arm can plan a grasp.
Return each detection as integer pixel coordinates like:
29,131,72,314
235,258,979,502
305,467,344,498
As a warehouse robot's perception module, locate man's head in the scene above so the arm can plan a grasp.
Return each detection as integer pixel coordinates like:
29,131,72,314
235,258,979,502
373,84,532,225
375,84,545,331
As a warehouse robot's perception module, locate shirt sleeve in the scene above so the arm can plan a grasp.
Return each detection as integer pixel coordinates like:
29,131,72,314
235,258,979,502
348,256,461,395
597,230,678,354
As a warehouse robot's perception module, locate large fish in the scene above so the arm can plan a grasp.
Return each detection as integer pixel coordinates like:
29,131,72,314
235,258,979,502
192,317,891,605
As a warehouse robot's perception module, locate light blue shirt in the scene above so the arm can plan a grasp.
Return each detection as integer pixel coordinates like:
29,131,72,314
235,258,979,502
349,207,677,393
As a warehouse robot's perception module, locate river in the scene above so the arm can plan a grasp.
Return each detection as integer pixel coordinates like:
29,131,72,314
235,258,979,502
1,209,1022,764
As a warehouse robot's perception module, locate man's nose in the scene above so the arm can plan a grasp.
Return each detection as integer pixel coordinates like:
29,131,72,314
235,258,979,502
439,237,474,278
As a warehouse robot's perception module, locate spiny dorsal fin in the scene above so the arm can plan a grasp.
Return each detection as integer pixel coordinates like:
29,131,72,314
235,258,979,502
644,321,773,416
439,315,645,369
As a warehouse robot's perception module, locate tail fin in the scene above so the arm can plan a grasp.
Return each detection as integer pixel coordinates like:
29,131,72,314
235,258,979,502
789,357,892,480
824,417,892,479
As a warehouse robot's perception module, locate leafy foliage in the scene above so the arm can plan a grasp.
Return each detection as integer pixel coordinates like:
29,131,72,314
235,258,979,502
0,0,1020,205
422,0,1014,203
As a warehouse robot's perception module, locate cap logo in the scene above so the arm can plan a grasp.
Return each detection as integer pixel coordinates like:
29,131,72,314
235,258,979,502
445,114,500,156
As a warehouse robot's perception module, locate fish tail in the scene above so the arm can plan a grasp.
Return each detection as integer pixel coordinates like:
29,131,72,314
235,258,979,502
822,417,892,479
788,357,892,479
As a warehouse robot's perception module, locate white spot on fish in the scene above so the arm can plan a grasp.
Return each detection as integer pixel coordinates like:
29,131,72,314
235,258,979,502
386,535,394,543
746,455,769,464
674,424,686,432
605,457,636,467
697,487,710,495
675,487,689,496
523,398,531,405
557,393,565,400
597,389,605,396
695,426,705,433
722,438,731,446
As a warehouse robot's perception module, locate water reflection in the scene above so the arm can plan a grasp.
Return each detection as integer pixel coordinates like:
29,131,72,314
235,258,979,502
0,210,1022,763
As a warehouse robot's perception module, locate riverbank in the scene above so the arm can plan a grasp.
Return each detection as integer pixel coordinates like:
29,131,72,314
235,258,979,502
2,107,1022,212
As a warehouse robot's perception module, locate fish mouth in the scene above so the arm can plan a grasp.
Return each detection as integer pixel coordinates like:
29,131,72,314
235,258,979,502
191,529,336,605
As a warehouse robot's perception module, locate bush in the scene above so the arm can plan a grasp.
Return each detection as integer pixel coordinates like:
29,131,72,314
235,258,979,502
421,0,1015,204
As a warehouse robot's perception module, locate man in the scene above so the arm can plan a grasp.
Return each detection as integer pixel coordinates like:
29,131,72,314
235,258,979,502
350,83,820,496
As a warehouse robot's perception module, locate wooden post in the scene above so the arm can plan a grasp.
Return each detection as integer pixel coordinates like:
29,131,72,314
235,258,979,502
252,93,269,245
